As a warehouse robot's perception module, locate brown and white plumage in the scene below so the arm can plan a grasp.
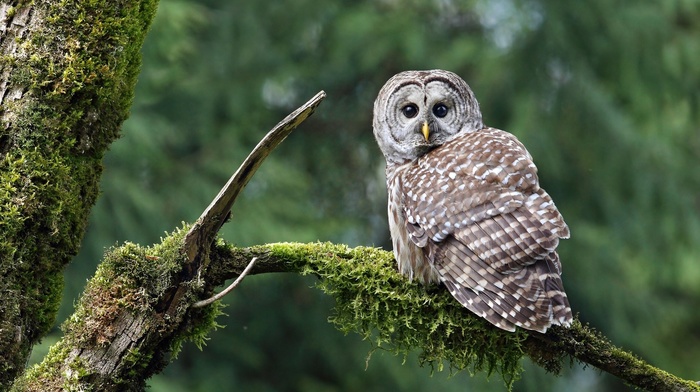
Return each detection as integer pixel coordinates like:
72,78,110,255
373,70,572,333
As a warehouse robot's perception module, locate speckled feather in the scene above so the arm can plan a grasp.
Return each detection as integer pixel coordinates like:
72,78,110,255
375,70,572,333
387,128,571,332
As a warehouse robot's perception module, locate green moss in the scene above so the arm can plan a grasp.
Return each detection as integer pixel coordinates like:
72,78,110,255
11,340,72,392
122,348,153,380
1,0,159,386
15,226,224,387
17,339,99,391
170,301,225,358
4,6,16,19
62,228,190,348
265,242,526,389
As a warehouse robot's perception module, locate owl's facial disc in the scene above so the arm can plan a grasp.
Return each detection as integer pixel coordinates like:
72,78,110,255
380,83,459,160
373,70,485,164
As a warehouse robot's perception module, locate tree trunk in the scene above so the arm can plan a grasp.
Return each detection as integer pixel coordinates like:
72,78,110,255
0,0,158,388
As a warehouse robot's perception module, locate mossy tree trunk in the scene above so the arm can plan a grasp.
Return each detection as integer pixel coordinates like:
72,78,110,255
0,0,158,389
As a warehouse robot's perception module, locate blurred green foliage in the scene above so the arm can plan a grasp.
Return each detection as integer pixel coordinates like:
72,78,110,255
41,0,699,390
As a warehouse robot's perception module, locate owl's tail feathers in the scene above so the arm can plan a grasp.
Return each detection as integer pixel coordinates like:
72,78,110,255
436,238,573,333
539,253,573,328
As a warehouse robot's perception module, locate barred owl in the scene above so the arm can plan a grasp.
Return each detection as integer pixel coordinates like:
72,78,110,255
372,70,572,333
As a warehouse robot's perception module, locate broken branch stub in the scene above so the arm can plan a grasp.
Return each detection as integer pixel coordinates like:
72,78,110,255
183,91,327,263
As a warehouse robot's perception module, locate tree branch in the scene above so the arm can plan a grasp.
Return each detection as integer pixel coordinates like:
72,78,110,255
524,324,699,392
205,241,700,392
192,257,257,308
12,93,326,391
183,91,326,263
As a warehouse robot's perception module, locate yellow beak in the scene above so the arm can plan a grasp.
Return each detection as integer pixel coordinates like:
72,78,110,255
421,121,430,142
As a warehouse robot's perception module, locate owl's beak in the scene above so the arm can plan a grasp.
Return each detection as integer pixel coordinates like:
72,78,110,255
421,121,430,142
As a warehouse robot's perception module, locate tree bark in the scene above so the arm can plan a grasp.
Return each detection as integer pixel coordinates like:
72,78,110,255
0,0,158,388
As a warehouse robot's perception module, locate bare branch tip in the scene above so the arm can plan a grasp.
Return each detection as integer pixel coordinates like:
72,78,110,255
184,90,327,260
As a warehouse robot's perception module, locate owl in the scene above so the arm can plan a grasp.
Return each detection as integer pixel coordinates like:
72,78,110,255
372,70,572,333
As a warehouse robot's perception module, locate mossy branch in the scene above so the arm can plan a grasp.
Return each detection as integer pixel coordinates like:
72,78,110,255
205,241,700,392
19,235,697,391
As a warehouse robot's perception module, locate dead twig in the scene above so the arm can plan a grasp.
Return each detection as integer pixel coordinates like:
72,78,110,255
183,91,327,263
192,257,258,308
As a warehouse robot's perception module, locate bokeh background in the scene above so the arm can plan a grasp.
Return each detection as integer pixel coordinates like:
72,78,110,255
32,0,699,391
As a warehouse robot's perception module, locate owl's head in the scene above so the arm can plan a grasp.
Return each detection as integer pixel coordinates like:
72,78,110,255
372,69,483,164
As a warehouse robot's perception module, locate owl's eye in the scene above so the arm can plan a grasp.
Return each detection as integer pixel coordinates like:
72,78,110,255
401,104,418,118
433,103,448,118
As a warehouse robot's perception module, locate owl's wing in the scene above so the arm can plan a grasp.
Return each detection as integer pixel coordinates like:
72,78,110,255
401,128,571,332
